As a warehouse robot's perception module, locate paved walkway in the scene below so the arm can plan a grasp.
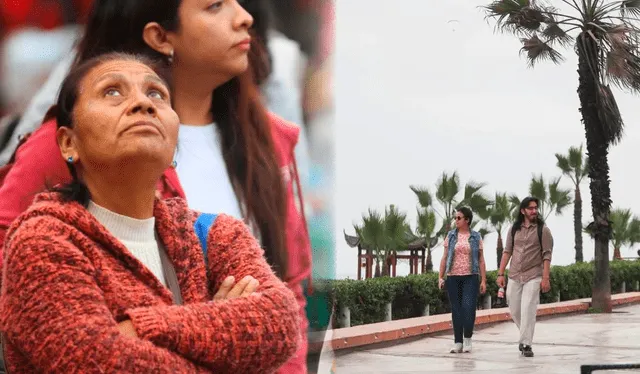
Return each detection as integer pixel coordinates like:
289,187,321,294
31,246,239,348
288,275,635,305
335,304,640,373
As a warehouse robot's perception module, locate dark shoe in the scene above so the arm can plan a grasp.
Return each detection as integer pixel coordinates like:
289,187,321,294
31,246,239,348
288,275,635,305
518,343,523,352
521,345,534,357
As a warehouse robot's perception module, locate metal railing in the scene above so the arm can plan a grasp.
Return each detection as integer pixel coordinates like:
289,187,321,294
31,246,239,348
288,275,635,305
581,364,640,373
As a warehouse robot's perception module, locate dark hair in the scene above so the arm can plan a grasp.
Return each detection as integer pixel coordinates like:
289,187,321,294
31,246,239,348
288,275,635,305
52,52,172,207
512,196,544,232
456,207,473,227
75,0,288,278
244,0,274,85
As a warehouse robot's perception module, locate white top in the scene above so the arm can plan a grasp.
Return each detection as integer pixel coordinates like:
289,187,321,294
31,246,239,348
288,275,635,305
87,201,166,285
174,123,242,219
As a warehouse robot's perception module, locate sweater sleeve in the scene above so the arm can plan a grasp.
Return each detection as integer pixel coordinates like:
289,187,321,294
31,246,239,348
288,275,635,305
125,215,301,373
0,120,69,245
0,231,211,373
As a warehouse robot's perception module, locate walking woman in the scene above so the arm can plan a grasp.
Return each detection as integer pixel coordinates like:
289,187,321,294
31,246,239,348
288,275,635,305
438,207,487,353
0,1,311,371
0,52,300,373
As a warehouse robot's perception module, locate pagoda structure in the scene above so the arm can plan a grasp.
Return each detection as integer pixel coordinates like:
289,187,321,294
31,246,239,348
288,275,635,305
343,231,429,280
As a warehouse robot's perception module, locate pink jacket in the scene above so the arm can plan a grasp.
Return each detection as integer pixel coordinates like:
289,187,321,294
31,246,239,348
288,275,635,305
0,113,311,373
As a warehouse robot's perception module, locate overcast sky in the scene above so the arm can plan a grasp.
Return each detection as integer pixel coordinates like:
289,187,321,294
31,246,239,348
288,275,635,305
333,0,640,279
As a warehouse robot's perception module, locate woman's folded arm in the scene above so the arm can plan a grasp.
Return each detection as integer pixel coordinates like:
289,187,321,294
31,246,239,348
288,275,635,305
126,214,300,373
1,228,211,373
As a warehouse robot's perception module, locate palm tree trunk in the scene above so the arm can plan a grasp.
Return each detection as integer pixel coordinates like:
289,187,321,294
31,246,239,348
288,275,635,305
574,186,584,263
613,247,622,260
577,33,612,313
426,248,433,272
496,232,504,268
382,252,390,277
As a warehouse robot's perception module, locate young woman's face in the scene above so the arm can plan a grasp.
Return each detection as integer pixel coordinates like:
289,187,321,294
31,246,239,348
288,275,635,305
60,59,179,174
454,212,468,229
169,0,254,78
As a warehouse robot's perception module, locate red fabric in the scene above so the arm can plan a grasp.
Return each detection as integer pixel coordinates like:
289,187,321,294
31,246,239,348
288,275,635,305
0,113,312,373
0,193,300,372
0,0,93,36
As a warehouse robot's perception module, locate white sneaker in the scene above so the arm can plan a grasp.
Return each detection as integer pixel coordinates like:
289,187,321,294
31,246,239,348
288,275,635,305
463,338,472,352
450,343,463,353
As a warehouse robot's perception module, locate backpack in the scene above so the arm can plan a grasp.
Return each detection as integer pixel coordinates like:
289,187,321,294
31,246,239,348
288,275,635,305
511,223,545,250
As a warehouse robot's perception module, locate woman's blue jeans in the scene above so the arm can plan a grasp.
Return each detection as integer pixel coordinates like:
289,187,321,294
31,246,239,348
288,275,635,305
446,274,479,343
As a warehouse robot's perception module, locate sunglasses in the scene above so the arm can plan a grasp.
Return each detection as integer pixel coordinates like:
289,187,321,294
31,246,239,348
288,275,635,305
455,216,465,221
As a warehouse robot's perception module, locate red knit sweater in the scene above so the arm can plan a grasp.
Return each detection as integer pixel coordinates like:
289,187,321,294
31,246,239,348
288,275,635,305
0,193,300,373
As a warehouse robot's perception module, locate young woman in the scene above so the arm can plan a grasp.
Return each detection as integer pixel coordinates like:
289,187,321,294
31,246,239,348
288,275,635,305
0,1,311,371
0,52,300,373
438,207,487,353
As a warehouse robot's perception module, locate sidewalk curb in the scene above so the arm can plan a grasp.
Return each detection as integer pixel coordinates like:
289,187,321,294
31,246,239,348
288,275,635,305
309,292,640,352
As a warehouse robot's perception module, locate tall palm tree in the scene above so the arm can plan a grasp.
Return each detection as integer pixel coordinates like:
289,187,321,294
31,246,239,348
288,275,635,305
609,208,640,260
489,192,518,267
529,174,573,221
483,0,640,312
556,145,589,263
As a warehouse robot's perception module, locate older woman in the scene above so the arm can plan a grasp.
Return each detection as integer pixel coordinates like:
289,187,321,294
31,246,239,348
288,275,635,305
438,207,487,354
0,52,300,373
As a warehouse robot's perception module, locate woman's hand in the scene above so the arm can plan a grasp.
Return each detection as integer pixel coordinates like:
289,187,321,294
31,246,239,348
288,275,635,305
438,278,445,290
480,280,486,295
213,275,260,301
118,320,138,338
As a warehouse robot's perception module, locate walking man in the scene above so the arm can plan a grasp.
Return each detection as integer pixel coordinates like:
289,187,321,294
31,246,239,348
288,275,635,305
496,196,553,357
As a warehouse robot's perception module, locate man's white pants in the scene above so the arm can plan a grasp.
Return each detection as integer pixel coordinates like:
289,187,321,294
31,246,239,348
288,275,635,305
506,277,541,346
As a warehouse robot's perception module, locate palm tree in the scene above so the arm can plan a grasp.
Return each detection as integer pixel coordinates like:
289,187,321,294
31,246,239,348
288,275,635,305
415,207,438,272
529,174,573,221
483,0,640,312
488,192,518,267
354,206,410,277
411,171,493,235
411,186,442,272
354,209,386,277
556,145,589,263
411,171,493,268
382,205,411,275
609,208,640,260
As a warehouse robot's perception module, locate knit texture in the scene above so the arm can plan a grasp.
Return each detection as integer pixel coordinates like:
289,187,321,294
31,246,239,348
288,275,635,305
0,192,300,373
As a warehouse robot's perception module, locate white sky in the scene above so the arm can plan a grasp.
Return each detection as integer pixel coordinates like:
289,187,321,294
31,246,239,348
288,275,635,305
333,0,640,279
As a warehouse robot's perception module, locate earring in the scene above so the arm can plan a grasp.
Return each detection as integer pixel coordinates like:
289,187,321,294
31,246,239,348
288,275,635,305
67,156,74,164
171,160,177,168
168,50,174,64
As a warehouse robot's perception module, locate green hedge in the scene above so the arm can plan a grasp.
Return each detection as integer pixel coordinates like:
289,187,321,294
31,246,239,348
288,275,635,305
321,260,640,328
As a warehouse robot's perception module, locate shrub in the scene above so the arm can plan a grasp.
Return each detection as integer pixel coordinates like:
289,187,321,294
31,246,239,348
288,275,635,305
324,260,640,328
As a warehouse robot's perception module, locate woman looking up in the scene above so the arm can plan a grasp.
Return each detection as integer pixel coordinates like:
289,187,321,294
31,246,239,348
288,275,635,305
0,52,300,373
